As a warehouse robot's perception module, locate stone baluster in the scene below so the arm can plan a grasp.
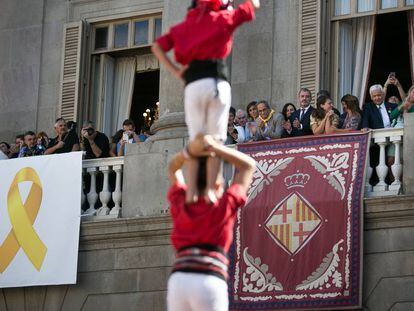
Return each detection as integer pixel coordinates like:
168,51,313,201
389,135,402,194
85,167,98,215
365,159,373,194
97,166,111,216
110,165,123,217
81,169,86,212
373,137,388,192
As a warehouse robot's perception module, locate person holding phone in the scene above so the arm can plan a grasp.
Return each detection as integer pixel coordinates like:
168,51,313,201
384,72,406,103
116,119,141,157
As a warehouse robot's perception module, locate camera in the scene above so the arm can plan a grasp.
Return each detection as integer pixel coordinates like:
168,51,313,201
87,128,95,136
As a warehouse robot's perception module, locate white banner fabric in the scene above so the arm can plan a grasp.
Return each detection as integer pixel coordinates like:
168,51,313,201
0,152,82,288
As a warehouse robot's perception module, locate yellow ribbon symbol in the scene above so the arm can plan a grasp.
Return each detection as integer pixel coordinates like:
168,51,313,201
0,167,47,272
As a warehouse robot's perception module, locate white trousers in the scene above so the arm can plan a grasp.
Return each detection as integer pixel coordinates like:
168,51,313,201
167,272,229,311
184,78,231,141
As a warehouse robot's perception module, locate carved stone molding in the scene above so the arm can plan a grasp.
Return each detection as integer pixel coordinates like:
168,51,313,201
364,195,414,230
80,215,172,251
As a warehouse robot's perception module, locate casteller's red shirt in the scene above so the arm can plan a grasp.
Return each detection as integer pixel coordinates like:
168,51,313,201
156,1,255,65
167,182,247,252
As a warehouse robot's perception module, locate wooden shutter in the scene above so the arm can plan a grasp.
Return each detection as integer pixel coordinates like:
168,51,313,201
298,0,321,97
58,21,84,121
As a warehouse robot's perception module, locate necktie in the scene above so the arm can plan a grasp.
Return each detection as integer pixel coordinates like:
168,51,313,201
300,108,306,122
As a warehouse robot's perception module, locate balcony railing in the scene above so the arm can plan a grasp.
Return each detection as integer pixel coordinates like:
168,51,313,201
365,128,404,197
78,129,403,220
82,157,124,219
224,128,404,198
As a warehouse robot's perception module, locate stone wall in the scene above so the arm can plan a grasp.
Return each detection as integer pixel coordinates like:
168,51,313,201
0,0,45,142
1,196,414,310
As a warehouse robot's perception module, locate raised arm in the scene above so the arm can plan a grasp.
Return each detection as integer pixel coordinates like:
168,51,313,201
168,150,186,185
203,136,256,193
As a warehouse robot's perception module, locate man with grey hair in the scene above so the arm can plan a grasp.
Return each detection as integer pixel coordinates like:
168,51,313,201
362,84,397,130
234,109,252,143
254,100,284,140
45,118,80,155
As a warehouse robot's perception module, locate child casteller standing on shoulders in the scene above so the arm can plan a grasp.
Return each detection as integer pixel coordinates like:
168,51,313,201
152,0,260,204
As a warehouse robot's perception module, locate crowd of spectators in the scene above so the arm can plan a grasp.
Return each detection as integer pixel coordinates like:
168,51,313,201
1,74,413,162
225,74,414,145
0,118,151,161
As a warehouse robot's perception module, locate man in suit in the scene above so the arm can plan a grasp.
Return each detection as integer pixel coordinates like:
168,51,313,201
254,100,284,140
362,84,398,185
362,84,397,130
285,88,315,136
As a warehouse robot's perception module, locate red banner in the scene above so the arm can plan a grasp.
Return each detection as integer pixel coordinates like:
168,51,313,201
229,133,369,310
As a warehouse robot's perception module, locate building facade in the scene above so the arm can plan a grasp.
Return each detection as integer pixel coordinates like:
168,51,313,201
1,0,414,310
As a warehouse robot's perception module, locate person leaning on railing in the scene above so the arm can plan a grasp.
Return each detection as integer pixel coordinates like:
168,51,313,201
310,95,351,135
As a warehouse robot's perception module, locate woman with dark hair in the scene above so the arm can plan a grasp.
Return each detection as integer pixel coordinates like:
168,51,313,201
246,101,258,121
341,94,362,130
281,103,296,121
311,95,344,135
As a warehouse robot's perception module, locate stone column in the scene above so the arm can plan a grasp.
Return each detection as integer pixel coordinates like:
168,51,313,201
150,0,189,141
403,113,414,194
121,0,190,217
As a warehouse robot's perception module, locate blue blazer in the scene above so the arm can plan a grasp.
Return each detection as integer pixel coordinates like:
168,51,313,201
361,102,397,129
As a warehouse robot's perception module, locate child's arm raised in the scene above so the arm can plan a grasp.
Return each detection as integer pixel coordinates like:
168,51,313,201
203,136,256,193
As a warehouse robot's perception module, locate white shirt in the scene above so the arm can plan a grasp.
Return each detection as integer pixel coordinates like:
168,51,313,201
235,125,251,143
378,103,391,128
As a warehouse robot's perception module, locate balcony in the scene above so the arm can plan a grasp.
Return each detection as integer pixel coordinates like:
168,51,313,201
80,127,410,221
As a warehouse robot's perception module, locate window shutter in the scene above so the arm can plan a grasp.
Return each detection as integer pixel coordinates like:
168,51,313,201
59,21,84,121
298,0,321,97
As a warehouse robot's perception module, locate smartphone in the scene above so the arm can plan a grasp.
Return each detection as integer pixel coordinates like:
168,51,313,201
389,72,396,79
122,133,129,142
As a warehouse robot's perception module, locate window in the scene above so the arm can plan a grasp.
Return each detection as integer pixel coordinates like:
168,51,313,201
92,15,162,53
134,20,149,46
88,15,162,135
114,23,129,48
95,27,108,50
154,18,162,39
329,1,414,107
333,0,414,19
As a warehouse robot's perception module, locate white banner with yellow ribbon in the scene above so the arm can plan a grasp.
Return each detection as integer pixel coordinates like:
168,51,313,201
0,152,82,288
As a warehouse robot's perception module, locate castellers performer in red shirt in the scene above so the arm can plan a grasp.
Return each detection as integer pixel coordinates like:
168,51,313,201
152,0,260,204
167,134,255,311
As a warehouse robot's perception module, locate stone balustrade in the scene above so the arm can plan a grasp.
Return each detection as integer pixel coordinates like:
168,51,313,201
82,157,124,218
224,128,405,198
365,128,404,197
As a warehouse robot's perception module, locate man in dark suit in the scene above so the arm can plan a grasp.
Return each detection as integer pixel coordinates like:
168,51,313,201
362,84,397,130
285,88,315,137
362,84,398,186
